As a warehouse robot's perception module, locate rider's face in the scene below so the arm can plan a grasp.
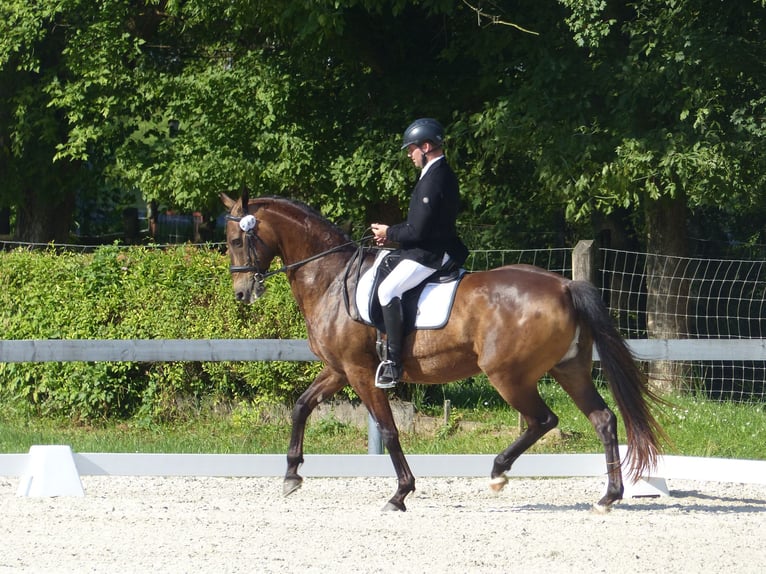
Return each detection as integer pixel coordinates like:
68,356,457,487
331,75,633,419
406,143,428,168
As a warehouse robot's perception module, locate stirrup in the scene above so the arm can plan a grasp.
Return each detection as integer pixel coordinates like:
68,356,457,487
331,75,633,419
375,360,399,389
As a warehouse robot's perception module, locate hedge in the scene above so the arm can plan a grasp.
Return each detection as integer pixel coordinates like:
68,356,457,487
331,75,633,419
0,245,322,422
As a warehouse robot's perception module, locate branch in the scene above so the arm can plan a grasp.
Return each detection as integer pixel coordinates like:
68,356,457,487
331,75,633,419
461,0,540,35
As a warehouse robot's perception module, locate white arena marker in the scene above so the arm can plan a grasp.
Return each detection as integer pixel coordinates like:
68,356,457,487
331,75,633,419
17,445,84,497
603,475,669,499
613,444,669,498
623,476,670,498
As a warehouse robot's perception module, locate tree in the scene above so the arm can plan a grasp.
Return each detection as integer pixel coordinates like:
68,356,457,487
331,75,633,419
1,2,79,242
2,0,764,265
1,1,157,242
1,1,566,245
513,0,766,388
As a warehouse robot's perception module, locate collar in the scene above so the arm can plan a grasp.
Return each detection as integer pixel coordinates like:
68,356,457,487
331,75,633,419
419,155,445,179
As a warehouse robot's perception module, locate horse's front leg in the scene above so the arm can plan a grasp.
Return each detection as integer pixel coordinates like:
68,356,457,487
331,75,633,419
352,373,415,511
380,422,416,511
284,366,346,497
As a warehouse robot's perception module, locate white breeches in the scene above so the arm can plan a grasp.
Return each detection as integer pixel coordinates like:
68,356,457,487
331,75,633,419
377,253,450,306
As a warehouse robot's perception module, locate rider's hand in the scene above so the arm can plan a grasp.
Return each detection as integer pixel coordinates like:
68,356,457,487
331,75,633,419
371,223,389,246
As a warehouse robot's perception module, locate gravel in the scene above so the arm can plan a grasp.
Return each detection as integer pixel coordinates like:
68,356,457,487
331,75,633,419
2,475,765,573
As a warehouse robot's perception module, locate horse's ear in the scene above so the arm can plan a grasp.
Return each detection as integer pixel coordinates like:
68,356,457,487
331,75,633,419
240,186,250,214
220,192,236,210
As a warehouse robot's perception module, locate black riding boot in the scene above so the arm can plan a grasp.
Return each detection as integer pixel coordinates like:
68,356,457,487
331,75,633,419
376,297,404,389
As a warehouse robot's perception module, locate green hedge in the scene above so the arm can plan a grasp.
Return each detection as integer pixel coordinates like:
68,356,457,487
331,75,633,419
0,245,322,422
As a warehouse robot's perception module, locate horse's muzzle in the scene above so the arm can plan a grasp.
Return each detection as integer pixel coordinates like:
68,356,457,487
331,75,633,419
234,278,266,304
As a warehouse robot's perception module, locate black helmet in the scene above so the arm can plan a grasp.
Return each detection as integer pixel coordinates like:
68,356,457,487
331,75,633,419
401,118,445,149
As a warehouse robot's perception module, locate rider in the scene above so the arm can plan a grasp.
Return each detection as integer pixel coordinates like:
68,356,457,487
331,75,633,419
370,118,468,388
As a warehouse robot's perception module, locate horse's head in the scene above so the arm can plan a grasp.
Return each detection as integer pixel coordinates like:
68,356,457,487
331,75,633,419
221,190,277,303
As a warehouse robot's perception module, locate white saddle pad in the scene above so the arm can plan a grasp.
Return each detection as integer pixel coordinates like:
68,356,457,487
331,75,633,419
356,250,464,329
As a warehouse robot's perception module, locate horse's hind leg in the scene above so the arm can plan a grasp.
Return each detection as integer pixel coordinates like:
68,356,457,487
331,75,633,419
488,377,559,490
284,366,346,497
550,362,624,511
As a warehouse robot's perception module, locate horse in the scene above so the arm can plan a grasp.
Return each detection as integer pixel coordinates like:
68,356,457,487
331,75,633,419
221,191,667,512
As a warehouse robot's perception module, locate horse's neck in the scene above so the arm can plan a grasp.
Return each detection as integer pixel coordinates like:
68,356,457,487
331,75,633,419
279,235,349,269
266,202,353,315
269,205,347,267
286,250,350,320
278,229,335,270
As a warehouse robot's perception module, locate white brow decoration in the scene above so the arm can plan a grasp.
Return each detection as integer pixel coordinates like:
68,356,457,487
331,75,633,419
239,214,257,232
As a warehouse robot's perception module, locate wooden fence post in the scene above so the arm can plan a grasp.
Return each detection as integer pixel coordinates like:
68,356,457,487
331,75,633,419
572,239,598,286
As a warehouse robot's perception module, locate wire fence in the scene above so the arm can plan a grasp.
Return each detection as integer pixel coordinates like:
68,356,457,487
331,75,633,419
465,248,571,276
600,249,766,401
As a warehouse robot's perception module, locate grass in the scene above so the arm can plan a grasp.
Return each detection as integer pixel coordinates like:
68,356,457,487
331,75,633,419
1,381,764,460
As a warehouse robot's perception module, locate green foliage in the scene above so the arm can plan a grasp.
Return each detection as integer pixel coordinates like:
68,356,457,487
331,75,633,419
538,0,766,227
0,245,321,422
558,0,617,48
663,394,766,458
109,50,320,213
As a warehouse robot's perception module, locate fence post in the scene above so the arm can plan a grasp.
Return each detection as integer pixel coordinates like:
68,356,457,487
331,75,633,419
368,414,383,454
572,240,598,285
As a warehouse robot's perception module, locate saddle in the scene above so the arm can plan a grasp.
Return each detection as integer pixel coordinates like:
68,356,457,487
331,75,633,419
351,250,466,336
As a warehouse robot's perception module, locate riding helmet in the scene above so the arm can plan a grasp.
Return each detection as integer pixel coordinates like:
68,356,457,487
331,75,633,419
401,118,445,149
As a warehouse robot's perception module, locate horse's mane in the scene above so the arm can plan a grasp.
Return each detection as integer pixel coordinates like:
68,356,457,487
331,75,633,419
252,195,354,243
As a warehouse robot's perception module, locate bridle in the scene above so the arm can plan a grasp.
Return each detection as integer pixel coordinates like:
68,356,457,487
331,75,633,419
224,212,270,279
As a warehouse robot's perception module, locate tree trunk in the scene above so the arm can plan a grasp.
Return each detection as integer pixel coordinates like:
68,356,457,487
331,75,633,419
0,207,10,236
644,193,691,393
14,186,76,244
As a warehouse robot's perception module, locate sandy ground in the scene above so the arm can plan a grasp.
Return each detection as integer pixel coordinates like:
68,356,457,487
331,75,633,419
1,474,765,573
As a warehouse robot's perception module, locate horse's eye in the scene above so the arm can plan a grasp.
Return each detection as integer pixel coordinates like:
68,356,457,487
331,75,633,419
231,238,243,248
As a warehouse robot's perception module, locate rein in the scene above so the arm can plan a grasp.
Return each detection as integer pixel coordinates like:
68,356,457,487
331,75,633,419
226,211,372,287
263,238,368,279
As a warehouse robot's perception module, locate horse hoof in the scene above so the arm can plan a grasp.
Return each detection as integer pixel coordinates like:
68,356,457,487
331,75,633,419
489,474,509,493
591,502,611,514
283,477,303,497
591,501,614,514
382,501,406,512
594,492,621,511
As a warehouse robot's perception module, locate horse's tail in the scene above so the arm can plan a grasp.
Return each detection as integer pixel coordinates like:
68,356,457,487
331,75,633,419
567,280,668,480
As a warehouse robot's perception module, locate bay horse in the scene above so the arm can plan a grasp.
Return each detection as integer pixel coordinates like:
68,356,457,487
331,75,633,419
221,192,667,512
